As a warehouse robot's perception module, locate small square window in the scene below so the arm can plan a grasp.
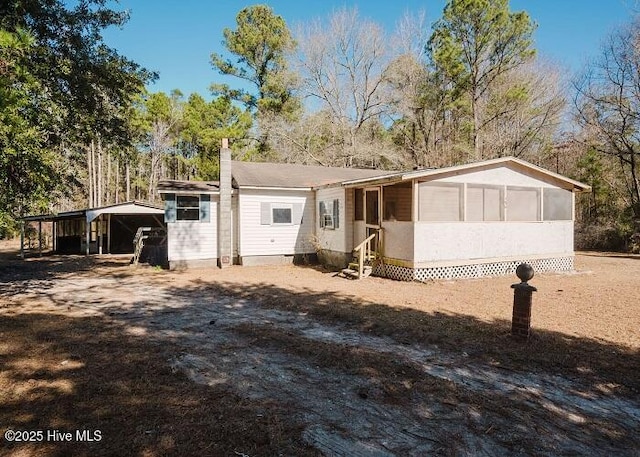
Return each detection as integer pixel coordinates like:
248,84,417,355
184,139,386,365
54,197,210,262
272,207,292,224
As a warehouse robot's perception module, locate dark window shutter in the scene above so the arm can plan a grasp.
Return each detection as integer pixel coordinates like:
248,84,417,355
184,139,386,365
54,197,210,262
319,201,326,228
165,193,176,223
260,202,271,225
333,199,340,229
199,194,210,222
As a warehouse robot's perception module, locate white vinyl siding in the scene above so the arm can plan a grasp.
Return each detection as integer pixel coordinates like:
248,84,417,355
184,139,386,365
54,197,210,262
238,189,314,256
316,187,351,252
167,198,218,261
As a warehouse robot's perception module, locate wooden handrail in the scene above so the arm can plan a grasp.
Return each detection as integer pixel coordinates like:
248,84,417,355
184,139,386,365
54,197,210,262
354,232,376,252
353,232,377,278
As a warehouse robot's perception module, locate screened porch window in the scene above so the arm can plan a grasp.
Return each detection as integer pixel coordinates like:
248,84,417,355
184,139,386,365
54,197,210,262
506,187,540,221
354,189,364,221
543,188,572,220
467,186,503,221
418,183,462,221
383,182,412,221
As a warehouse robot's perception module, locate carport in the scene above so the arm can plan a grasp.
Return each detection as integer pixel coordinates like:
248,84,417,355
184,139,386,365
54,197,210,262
22,201,165,257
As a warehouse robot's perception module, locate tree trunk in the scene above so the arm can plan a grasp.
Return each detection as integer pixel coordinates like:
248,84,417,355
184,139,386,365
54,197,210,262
107,148,112,205
115,158,120,204
472,93,480,161
87,143,93,208
126,161,130,202
97,136,103,207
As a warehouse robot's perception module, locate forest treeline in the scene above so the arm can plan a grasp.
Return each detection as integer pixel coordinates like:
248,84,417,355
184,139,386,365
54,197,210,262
1,1,639,251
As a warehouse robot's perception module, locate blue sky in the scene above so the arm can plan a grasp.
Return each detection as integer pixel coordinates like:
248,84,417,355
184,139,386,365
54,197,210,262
103,0,636,97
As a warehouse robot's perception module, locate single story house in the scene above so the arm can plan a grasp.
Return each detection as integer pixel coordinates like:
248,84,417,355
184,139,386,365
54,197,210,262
157,145,590,280
22,201,165,256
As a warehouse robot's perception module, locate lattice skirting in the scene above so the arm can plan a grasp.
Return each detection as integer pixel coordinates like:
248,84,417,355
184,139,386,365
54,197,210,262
373,256,574,282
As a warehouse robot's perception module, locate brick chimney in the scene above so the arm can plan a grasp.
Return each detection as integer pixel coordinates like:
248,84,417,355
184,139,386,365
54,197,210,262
218,138,232,267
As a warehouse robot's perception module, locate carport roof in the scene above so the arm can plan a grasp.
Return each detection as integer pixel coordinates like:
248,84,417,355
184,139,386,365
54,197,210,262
23,201,164,223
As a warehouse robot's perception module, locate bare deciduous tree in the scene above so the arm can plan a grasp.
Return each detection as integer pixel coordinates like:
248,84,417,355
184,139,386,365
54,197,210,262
294,8,398,167
480,59,565,161
574,19,640,221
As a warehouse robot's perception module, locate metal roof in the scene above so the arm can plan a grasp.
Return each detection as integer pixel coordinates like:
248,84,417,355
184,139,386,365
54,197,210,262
22,201,164,223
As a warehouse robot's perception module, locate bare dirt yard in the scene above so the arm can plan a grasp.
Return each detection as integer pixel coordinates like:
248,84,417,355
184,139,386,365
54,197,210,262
1,240,639,456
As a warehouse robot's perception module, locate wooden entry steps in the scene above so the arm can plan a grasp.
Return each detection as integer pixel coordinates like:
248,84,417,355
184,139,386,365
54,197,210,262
341,264,373,279
340,232,377,279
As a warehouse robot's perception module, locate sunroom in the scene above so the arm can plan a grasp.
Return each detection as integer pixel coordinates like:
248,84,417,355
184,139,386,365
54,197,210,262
325,157,590,281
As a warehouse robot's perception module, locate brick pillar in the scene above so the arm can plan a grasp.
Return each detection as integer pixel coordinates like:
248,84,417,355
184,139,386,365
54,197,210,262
218,139,232,268
511,263,537,339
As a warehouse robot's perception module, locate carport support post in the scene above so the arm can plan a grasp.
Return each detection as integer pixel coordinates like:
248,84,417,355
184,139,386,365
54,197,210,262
107,214,111,254
20,220,25,259
38,220,42,256
85,218,90,255
98,215,102,254
511,263,537,339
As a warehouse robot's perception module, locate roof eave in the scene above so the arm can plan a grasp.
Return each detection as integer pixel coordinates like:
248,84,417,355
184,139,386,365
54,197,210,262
237,185,313,191
157,188,221,194
340,157,591,192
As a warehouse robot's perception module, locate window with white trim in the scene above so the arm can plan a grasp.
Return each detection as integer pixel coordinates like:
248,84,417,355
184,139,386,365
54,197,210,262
319,199,340,229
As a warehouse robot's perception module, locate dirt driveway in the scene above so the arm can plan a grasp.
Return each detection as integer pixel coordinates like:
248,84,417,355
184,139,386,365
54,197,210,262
1,246,639,456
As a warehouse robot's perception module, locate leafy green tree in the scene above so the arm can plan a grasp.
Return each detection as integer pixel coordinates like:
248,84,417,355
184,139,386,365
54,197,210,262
428,0,536,159
182,94,252,179
0,0,154,145
210,5,299,119
0,29,60,227
0,0,154,223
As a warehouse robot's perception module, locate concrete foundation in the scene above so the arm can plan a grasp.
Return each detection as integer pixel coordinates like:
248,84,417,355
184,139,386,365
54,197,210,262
169,259,218,270
240,253,317,266
317,249,352,270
